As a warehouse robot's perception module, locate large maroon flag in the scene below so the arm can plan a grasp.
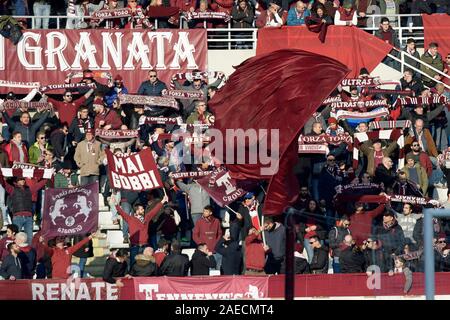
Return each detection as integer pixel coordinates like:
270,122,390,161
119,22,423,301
209,49,349,215
41,183,99,238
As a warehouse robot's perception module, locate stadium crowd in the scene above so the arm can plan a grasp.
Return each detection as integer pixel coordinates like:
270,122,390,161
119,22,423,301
0,0,449,31
0,0,449,295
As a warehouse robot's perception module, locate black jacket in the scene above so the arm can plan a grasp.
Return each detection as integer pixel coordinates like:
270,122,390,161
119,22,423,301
49,129,67,159
0,254,22,279
68,116,94,143
374,221,405,255
374,164,397,189
281,256,310,274
72,234,94,259
9,186,33,215
339,245,365,273
190,250,216,276
159,252,190,276
309,246,329,274
215,238,242,275
102,257,127,284
364,247,393,272
328,226,351,257
130,259,158,277
237,204,258,242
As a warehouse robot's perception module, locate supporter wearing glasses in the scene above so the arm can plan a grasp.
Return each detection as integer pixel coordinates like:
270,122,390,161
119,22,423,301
137,70,168,97
105,74,129,107
44,87,94,128
308,236,328,274
28,131,49,165
405,140,433,177
172,68,224,119
362,237,393,274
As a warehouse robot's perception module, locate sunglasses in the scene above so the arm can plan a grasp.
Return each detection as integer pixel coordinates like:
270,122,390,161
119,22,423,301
149,75,157,78
439,240,446,243
309,241,315,244
412,144,419,146
65,95,72,97
39,137,46,140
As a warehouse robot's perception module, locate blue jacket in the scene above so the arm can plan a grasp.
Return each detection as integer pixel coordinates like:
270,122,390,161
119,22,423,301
105,86,129,107
137,80,167,97
287,8,310,26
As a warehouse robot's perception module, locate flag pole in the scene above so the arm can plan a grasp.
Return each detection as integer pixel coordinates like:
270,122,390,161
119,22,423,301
261,215,266,246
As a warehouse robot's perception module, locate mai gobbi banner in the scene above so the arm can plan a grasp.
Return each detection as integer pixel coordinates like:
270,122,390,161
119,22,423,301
105,148,163,191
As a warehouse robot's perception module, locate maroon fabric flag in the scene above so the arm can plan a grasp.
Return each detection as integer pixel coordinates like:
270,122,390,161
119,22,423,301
209,49,349,215
105,148,163,191
196,167,246,207
41,183,98,238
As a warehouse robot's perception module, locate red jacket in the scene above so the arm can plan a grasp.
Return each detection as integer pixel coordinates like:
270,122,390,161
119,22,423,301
49,236,91,279
94,109,122,130
0,236,14,262
32,231,53,262
48,96,86,126
170,0,195,12
349,204,385,246
117,202,163,246
245,233,266,271
154,250,167,267
4,141,28,164
192,216,222,253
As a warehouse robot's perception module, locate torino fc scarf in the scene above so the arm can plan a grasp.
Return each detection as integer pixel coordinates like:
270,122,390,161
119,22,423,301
0,167,54,179
2,101,52,111
95,129,139,139
39,83,96,93
334,107,390,120
170,171,213,180
169,71,225,89
161,89,205,100
395,95,448,106
119,94,179,110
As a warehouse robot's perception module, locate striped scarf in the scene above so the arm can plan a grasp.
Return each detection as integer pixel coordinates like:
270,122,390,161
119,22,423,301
353,129,404,171
368,120,411,130
334,107,390,120
396,95,447,106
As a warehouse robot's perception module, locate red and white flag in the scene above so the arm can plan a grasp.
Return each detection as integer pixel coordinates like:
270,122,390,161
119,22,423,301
105,148,163,191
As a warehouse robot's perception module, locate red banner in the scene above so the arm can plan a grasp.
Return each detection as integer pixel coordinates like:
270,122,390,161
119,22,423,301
130,276,268,300
105,148,163,191
4,274,450,300
195,167,246,207
0,29,208,93
422,14,450,67
256,26,392,78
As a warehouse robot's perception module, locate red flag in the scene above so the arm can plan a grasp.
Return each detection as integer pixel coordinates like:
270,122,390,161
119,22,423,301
105,148,163,191
209,49,349,215
196,167,246,207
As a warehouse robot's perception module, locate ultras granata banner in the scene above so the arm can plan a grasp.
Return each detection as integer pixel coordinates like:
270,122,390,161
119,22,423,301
0,29,207,93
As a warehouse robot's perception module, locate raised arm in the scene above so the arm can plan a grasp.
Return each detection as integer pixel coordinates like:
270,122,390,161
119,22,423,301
67,235,93,255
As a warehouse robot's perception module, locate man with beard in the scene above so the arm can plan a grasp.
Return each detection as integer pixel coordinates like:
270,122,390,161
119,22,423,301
374,211,405,256
0,242,22,280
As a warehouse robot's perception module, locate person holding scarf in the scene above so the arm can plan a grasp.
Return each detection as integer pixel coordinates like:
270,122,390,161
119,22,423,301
69,105,94,146
97,0,125,29
93,97,123,130
124,0,152,29
305,4,332,43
